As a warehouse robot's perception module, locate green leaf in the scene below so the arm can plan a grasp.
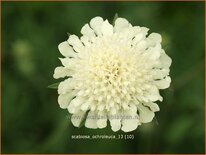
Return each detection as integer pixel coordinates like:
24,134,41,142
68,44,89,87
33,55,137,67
48,82,60,89
67,32,71,37
154,116,159,125
78,110,90,128
112,13,119,26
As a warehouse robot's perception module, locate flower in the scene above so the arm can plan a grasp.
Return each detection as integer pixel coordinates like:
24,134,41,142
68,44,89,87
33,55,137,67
53,16,172,132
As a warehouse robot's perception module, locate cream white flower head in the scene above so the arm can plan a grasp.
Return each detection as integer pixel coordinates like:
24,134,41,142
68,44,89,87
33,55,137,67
53,16,172,132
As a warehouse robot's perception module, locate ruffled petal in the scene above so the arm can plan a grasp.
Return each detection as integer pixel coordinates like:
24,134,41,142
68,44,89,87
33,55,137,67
58,41,77,57
71,111,86,127
132,27,149,46
154,76,171,89
81,23,95,38
58,78,74,94
109,113,121,132
114,18,129,33
58,91,76,109
147,44,161,60
152,68,170,80
90,16,104,36
121,117,140,132
85,111,98,129
121,105,140,132
137,103,155,123
119,26,141,41
144,85,162,102
143,102,160,112
140,27,149,36
80,36,91,47
132,33,145,45
138,41,148,52
80,102,90,111
160,49,172,68
68,97,85,114
97,111,107,129
59,58,75,68
53,66,71,79
147,33,162,47
68,35,84,53
101,20,113,36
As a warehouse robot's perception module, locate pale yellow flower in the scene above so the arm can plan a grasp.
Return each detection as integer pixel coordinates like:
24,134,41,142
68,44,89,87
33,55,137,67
53,16,172,132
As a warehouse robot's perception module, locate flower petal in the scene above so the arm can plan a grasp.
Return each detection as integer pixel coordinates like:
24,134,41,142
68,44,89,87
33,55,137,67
143,102,160,112
90,16,104,36
137,103,155,123
140,27,149,36
81,23,95,38
121,117,140,132
80,102,90,111
101,20,113,36
109,113,121,132
80,36,91,46
71,111,86,127
59,58,75,68
58,91,76,109
85,111,98,129
121,105,140,132
147,44,161,60
97,111,107,129
144,85,162,102
68,35,84,53
53,66,71,79
132,33,145,45
147,33,162,47
154,76,171,89
68,97,84,114
132,27,149,46
152,68,170,80
135,40,147,51
114,17,129,32
58,41,76,57
160,49,172,68
58,78,74,94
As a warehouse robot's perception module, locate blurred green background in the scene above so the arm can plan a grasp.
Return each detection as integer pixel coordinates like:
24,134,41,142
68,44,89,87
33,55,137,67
2,1,205,154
